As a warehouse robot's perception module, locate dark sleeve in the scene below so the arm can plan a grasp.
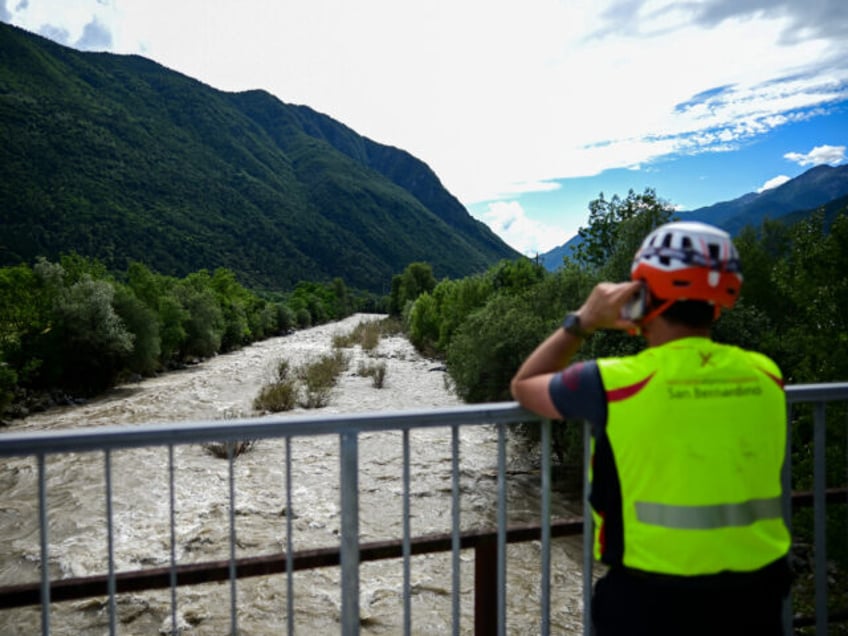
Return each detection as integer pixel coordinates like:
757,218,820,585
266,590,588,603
547,360,607,425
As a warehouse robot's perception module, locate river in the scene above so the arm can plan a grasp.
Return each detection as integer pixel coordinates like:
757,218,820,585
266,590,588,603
0,314,586,635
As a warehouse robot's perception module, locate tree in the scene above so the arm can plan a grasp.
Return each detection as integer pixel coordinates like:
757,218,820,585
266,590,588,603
176,271,224,359
389,262,436,316
447,293,551,403
52,276,135,393
573,188,674,278
112,284,161,377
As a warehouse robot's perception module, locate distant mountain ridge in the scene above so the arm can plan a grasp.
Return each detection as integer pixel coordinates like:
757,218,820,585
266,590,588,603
675,164,848,233
540,163,848,271
0,22,518,291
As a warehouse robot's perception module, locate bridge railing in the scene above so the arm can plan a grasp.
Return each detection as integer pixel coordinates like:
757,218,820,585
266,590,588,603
0,383,847,635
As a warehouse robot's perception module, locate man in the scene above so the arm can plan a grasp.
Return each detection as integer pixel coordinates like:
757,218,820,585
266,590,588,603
510,221,791,635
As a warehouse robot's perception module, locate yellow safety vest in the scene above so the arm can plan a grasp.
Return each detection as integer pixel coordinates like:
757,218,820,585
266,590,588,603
594,337,790,576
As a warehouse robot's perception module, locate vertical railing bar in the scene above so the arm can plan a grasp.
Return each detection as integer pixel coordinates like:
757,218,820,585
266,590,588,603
781,404,793,635
402,428,412,636
496,423,507,636
104,449,117,636
582,420,594,636
813,402,828,636
37,453,50,636
285,436,294,636
339,431,360,635
540,419,552,636
168,444,178,636
451,424,461,636
227,443,238,635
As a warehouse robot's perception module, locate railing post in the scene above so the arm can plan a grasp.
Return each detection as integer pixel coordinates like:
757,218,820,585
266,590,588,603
475,538,497,635
340,431,360,636
781,405,793,635
813,402,828,636
37,454,50,636
540,419,552,636
582,420,594,636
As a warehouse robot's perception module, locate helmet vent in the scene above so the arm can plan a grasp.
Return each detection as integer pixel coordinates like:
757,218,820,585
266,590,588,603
658,233,672,266
708,243,721,262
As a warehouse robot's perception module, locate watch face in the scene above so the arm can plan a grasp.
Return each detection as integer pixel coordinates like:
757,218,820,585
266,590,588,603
564,313,590,337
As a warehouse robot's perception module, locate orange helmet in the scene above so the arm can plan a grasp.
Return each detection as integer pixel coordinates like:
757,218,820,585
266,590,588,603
631,221,742,310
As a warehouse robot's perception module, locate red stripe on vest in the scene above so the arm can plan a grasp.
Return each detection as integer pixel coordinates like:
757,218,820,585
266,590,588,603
606,373,655,402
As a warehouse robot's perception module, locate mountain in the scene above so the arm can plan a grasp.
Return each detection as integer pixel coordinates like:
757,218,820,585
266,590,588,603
539,164,848,271
674,163,848,234
0,22,518,292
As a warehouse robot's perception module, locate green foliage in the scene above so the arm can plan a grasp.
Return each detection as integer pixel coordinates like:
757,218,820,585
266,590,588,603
389,262,436,316
51,276,134,393
253,361,298,412
333,320,382,351
0,22,517,293
176,272,225,359
298,351,349,408
0,363,17,414
357,360,387,388
447,293,553,403
572,188,674,278
112,283,161,377
0,251,366,406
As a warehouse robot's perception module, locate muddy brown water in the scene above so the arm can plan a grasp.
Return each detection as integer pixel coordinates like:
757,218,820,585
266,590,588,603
0,315,587,635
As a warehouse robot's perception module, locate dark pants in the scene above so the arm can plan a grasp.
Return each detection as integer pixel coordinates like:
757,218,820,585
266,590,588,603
591,558,792,636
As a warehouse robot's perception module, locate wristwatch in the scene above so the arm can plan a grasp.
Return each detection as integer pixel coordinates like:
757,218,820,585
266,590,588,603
562,312,593,339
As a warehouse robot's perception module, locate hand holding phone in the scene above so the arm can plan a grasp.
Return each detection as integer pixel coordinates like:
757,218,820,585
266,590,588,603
621,283,647,321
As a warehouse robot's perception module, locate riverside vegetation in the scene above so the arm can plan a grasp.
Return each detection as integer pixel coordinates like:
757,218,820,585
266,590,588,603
252,318,395,413
399,189,848,631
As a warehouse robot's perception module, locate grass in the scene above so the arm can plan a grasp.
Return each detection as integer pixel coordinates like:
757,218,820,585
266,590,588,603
357,360,387,388
298,351,349,408
254,351,350,412
255,318,403,412
332,317,403,353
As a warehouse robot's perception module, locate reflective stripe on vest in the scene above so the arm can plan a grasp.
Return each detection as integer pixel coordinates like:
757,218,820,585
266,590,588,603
635,495,783,530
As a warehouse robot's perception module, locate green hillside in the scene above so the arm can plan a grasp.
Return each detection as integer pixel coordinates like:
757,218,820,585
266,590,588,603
0,22,517,292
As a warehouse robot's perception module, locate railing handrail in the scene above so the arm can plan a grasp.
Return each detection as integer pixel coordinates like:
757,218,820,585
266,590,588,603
2,382,847,457
0,402,542,456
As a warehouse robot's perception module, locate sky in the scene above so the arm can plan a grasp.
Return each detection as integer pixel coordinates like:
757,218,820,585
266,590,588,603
2,0,847,255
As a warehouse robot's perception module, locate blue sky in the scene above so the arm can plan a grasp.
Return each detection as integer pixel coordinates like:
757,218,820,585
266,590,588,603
3,0,847,255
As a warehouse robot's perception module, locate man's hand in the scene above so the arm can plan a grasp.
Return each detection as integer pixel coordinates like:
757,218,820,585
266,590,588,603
576,280,644,334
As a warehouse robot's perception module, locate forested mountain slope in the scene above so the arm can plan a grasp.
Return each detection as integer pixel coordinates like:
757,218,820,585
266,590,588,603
0,22,517,291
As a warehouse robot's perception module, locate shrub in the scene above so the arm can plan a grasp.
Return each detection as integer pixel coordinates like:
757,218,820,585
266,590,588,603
253,379,298,412
357,360,387,388
0,363,17,416
295,308,311,329
298,351,348,408
333,320,382,351
253,360,298,412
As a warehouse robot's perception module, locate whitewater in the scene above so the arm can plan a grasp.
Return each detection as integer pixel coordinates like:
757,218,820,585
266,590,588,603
0,314,586,635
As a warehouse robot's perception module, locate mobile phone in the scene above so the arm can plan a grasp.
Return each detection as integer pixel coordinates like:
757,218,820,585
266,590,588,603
621,283,647,321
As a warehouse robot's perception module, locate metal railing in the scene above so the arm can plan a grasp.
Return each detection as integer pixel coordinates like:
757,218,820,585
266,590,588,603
0,383,847,635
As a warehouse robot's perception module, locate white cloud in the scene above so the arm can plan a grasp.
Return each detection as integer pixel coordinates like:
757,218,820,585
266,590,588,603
757,175,791,193
475,201,566,256
784,144,847,166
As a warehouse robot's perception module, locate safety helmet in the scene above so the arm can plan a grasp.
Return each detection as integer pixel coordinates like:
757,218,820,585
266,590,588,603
631,221,742,310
